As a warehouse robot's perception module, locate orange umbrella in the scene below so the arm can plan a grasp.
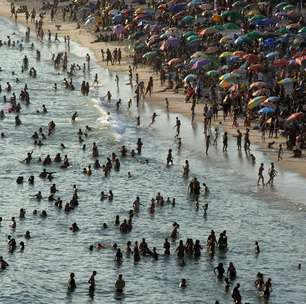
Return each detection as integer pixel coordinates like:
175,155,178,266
168,58,182,66
248,64,263,72
211,15,222,23
233,51,245,58
243,54,259,64
199,27,218,36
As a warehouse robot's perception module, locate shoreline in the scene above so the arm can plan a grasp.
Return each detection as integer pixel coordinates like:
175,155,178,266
0,0,305,179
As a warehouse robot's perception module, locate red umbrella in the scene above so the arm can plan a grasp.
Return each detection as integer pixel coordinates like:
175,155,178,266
243,54,259,64
287,112,304,121
273,58,288,67
248,64,263,72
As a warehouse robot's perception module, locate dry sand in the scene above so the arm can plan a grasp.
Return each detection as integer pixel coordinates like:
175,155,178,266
1,0,305,179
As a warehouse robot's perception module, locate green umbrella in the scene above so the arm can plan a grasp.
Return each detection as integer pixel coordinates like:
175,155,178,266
182,15,195,23
206,70,220,77
246,31,262,40
186,35,198,42
298,27,306,33
276,28,289,34
283,4,295,11
183,31,197,38
223,22,240,30
212,24,224,30
248,15,266,22
221,11,242,21
142,51,157,59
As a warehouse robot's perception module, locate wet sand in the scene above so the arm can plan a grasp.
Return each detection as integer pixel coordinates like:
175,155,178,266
0,0,305,179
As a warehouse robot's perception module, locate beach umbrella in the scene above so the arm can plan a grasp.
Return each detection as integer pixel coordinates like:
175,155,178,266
113,24,124,34
228,56,241,63
248,96,266,109
282,4,295,11
266,51,279,60
219,73,238,81
211,15,222,23
221,11,242,21
287,112,304,121
163,37,181,49
275,28,289,35
219,36,233,43
248,15,266,22
191,51,206,59
234,36,251,45
184,74,197,82
246,31,262,40
182,15,195,23
251,18,275,26
232,51,245,58
168,58,182,66
142,51,158,59
258,107,275,114
183,31,197,38
199,27,218,36
219,80,230,88
248,64,263,72
192,59,210,69
219,51,233,58
186,35,198,42
275,2,289,9
212,24,224,30
112,14,123,23
273,58,288,67
223,22,240,30
243,54,259,63
169,3,186,13
278,78,294,85
253,88,270,97
205,46,219,54
206,70,219,77
298,27,306,34
250,81,269,89
190,0,204,5
264,96,280,103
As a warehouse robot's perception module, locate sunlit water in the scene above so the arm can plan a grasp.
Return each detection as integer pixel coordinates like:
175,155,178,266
0,17,306,304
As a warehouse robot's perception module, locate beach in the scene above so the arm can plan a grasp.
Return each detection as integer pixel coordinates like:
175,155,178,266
0,1,306,303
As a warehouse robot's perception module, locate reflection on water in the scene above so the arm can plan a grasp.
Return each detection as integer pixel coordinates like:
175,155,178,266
0,17,306,304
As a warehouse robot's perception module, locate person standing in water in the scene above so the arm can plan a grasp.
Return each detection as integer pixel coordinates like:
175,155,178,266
266,162,277,186
88,271,97,294
67,273,76,291
257,163,265,186
115,274,125,292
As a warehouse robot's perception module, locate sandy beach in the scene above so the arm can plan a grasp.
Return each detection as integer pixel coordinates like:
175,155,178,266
0,0,305,179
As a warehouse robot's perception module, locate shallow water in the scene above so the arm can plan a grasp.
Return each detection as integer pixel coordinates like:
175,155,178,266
0,17,306,304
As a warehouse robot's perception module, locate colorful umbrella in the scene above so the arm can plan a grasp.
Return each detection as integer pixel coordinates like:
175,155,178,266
258,107,275,114
287,112,304,121
273,58,288,67
223,22,240,30
182,15,195,23
219,51,233,58
168,58,182,66
192,59,210,69
278,78,294,85
206,70,219,77
248,96,266,109
250,82,269,89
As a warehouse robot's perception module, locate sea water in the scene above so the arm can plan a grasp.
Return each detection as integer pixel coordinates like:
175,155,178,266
0,17,306,304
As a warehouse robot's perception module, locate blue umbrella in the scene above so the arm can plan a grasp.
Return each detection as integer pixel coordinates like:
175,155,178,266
251,18,275,26
263,38,276,47
190,0,204,5
266,51,279,60
234,36,251,45
112,14,123,24
169,3,186,13
258,107,275,114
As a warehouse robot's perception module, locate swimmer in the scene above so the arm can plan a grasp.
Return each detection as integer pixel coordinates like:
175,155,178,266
68,273,76,291
179,278,187,288
115,274,125,293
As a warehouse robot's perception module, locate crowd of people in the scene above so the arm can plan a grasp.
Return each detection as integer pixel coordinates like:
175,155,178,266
2,0,305,303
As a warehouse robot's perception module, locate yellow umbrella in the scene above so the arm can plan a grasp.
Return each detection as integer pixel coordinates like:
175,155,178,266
219,51,233,58
247,96,266,110
211,15,222,23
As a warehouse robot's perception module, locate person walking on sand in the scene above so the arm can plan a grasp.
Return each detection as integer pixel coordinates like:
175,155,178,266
278,144,283,161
